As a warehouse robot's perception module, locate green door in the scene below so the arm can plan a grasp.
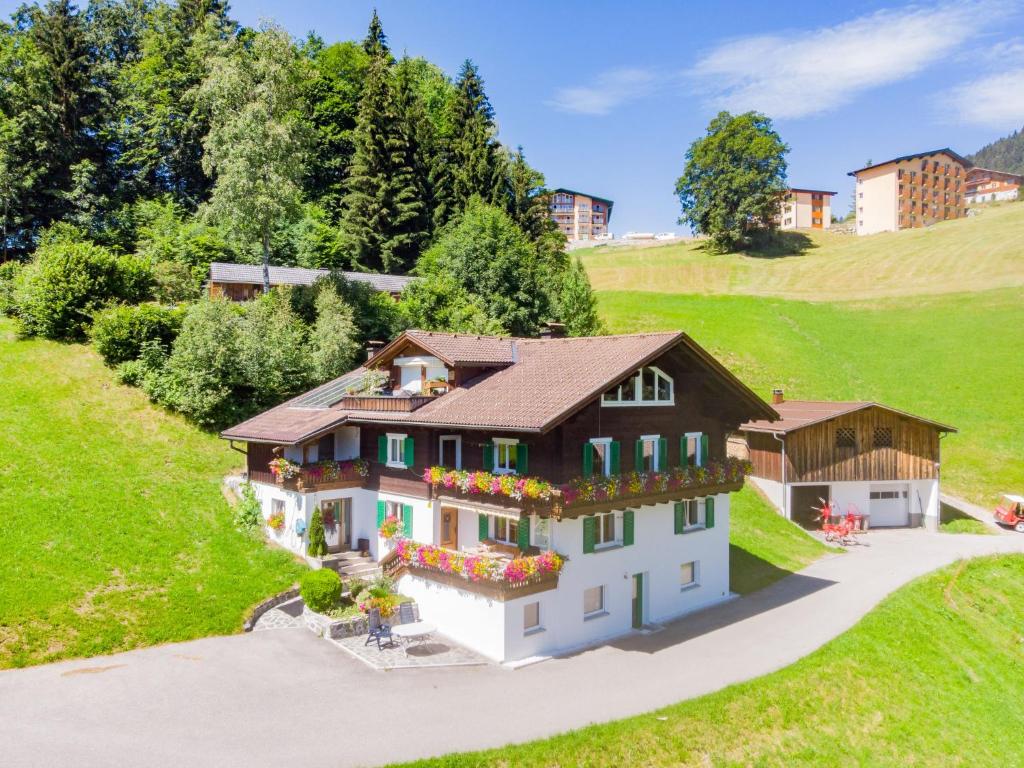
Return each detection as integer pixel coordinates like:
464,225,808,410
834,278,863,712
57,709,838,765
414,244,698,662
632,573,644,629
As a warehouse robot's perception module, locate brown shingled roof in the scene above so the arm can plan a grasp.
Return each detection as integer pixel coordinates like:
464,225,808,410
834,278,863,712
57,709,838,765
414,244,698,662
740,400,956,435
222,331,777,444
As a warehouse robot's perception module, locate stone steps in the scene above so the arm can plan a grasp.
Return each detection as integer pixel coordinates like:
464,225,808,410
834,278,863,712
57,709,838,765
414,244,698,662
322,551,382,581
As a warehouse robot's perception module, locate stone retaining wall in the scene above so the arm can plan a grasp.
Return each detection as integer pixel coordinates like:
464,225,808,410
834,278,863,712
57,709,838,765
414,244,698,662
303,602,419,641
243,586,300,632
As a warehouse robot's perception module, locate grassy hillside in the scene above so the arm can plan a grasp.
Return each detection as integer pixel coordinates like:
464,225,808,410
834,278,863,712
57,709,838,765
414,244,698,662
583,201,1024,300
595,289,1022,506
398,554,1024,767
0,319,303,668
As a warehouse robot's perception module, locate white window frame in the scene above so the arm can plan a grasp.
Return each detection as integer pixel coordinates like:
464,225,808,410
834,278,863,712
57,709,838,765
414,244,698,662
492,437,519,475
684,432,704,467
439,435,462,469
583,585,606,618
680,560,700,591
640,434,661,472
533,516,550,550
385,500,405,522
491,514,519,545
523,602,542,635
601,365,674,407
588,437,613,477
684,499,705,530
386,433,407,469
594,510,621,549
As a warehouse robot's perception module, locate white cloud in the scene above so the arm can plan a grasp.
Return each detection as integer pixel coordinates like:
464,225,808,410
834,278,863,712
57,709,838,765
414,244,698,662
689,3,1002,119
548,68,656,115
949,69,1024,127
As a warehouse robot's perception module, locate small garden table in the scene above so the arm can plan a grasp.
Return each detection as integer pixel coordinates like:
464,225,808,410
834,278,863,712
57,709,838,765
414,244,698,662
391,621,436,655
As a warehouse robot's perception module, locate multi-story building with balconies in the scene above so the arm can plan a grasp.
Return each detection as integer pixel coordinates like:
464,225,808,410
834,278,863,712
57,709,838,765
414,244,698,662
222,326,775,663
847,149,970,235
777,188,836,230
965,167,1021,204
548,188,614,241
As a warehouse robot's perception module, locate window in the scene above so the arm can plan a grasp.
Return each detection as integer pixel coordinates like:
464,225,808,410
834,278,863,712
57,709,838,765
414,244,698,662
684,499,705,529
835,427,856,449
493,438,518,474
602,366,673,406
524,602,541,633
869,490,907,500
684,432,704,466
533,517,550,550
439,435,462,469
385,500,405,520
588,438,613,476
492,515,520,545
873,427,893,448
386,433,408,468
583,585,605,617
595,511,618,548
638,435,661,472
272,498,285,516
317,432,335,461
680,561,699,590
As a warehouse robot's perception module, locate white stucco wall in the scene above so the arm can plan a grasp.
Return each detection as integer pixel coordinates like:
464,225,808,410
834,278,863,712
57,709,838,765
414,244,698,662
747,476,784,512
786,479,939,529
855,166,898,235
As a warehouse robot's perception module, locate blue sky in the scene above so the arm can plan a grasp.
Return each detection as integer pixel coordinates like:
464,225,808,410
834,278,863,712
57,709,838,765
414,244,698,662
15,0,1024,233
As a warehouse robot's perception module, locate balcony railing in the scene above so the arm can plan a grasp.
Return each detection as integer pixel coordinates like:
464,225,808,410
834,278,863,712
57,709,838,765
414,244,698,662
423,458,750,519
338,395,437,412
255,458,370,492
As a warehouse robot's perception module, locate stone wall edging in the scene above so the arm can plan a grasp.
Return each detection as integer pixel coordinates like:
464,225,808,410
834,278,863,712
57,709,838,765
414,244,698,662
243,586,301,632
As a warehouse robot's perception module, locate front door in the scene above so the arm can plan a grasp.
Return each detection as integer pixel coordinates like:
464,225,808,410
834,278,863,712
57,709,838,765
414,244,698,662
322,499,350,553
632,573,644,629
440,506,458,549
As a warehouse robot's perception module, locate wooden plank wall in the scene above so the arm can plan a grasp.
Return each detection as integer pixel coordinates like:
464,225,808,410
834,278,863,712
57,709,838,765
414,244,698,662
746,431,783,481
785,407,940,483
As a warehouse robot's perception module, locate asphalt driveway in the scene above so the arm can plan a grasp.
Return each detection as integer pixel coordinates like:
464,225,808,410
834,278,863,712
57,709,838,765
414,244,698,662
2,529,1023,768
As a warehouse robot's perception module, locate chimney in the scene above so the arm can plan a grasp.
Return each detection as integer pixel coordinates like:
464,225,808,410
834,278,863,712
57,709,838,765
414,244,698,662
771,388,784,405
539,322,567,340
365,340,384,361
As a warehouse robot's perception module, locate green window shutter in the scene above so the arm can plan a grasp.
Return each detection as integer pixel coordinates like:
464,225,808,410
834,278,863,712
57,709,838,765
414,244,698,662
516,444,528,475
582,516,596,554
517,516,530,552
483,443,494,471
700,433,710,465
403,504,414,537
478,513,489,541
610,441,621,475
680,436,688,465
404,436,415,468
634,439,644,471
376,500,386,526
706,497,715,529
658,438,668,471
582,443,593,477
674,502,685,535
623,509,635,546
377,435,387,464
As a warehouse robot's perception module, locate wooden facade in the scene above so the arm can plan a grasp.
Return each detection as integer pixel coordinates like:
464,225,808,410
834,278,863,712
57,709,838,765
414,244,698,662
745,406,942,484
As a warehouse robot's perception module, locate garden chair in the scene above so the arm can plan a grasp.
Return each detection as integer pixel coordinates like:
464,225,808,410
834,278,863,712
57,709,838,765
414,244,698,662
397,602,417,626
364,608,393,650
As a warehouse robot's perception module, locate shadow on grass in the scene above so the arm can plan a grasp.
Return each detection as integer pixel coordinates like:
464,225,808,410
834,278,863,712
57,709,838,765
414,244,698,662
697,230,817,259
557,551,836,658
729,544,801,595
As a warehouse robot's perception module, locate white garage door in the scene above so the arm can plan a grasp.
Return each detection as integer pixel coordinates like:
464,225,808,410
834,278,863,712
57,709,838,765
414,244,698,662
869,484,909,527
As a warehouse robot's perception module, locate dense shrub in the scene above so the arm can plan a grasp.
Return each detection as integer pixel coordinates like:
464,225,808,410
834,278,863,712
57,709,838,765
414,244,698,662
153,260,202,303
232,483,264,533
307,507,327,558
0,260,23,316
300,569,342,613
90,303,183,365
14,240,154,340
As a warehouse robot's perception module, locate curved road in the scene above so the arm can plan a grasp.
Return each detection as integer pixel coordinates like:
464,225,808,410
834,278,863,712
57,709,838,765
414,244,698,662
2,529,1022,768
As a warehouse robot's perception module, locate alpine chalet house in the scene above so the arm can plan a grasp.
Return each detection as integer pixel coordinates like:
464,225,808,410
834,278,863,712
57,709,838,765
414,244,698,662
222,328,775,662
207,262,414,302
735,390,956,531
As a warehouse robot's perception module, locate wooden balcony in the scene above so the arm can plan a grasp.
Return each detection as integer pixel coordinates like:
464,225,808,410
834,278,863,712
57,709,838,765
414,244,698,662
381,549,560,601
338,395,437,412
251,459,369,492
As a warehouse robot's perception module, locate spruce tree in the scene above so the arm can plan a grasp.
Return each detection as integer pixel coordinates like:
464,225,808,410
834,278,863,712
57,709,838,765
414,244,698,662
340,14,430,273
449,60,505,212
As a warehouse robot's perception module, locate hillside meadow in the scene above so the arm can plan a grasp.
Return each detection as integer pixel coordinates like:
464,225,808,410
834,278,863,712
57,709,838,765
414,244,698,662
582,201,1024,300
0,319,303,668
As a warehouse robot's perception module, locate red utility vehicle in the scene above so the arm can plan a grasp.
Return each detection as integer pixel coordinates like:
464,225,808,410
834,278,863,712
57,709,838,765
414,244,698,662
994,494,1024,533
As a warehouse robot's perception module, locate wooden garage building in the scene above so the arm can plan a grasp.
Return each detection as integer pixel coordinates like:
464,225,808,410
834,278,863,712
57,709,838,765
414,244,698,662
735,391,956,529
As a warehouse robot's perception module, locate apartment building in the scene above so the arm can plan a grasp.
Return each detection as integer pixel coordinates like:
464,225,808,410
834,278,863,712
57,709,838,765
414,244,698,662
847,149,969,235
548,188,614,241
778,188,836,230
965,167,1021,203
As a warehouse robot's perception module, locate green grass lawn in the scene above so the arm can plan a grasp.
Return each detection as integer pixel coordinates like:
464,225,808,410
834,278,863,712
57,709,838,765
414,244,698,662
394,554,1024,768
595,288,1023,508
728,486,832,594
0,319,303,668
582,201,1024,301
